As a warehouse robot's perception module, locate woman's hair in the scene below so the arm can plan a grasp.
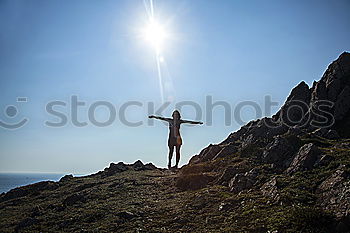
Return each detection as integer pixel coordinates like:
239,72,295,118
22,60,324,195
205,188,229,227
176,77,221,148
172,110,181,119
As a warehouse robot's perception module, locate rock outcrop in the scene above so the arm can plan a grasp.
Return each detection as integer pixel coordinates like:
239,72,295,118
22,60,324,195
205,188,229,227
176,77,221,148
228,168,259,193
183,52,350,230
286,143,321,173
190,52,350,165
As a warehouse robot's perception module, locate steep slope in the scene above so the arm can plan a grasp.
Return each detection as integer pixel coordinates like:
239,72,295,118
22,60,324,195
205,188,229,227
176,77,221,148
179,52,350,231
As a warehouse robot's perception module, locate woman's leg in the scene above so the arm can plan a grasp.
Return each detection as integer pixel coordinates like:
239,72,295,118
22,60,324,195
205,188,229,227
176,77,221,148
168,145,174,169
175,145,181,168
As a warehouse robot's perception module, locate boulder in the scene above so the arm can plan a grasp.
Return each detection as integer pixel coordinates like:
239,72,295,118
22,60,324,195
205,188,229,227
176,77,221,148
216,166,242,186
143,163,157,170
260,177,280,202
229,168,259,193
132,160,145,171
104,162,128,176
286,143,320,173
316,166,350,220
59,174,73,182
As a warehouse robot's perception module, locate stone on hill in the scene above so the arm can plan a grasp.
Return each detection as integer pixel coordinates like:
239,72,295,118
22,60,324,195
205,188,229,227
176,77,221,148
286,143,321,174
59,174,74,182
316,165,350,221
217,165,242,186
104,162,128,176
132,160,145,171
229,168,258,193
260,177,280,202
144,163,157,170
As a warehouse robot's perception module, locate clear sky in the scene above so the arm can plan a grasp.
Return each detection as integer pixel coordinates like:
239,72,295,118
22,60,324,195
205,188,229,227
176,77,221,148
0,0,349,174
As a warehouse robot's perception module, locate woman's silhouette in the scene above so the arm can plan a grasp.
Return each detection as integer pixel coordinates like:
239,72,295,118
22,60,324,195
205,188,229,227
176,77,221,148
149,110,203,169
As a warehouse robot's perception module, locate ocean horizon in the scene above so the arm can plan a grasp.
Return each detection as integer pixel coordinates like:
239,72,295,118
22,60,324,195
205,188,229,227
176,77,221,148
0,173,68,194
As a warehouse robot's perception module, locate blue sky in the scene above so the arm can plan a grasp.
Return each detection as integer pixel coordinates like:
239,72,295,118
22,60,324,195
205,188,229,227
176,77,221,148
0,0,349,173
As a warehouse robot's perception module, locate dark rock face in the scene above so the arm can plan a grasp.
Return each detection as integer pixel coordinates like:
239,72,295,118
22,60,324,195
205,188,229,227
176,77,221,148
275,81,311,127
261,136,296,168
229,168,259,193
184,52,350,230
316,166,350,220
325,129,340,139
286,143,321,173
189,144,222,164
189,52,350,167
320,52,350,133
216,165,242,186
334,85,350,121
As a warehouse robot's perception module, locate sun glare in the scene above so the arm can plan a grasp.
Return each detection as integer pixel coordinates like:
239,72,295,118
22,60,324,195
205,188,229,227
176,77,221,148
143,18,167,52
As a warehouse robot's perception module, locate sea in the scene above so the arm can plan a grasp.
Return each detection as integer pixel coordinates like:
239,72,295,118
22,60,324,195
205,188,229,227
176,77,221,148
0,173,66,194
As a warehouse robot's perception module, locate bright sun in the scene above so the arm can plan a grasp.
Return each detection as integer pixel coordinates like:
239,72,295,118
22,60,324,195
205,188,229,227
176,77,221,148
142,18,167,52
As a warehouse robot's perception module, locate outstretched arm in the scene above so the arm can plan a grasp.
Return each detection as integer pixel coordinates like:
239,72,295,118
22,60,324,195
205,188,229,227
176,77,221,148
181,119,203,125
148,115,172,122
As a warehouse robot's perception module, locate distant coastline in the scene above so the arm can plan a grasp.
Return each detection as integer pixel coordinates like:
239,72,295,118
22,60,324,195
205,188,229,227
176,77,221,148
0,173,66,194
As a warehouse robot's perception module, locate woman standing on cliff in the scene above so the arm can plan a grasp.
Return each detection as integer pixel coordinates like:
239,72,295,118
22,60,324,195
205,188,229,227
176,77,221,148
149,110,203,169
